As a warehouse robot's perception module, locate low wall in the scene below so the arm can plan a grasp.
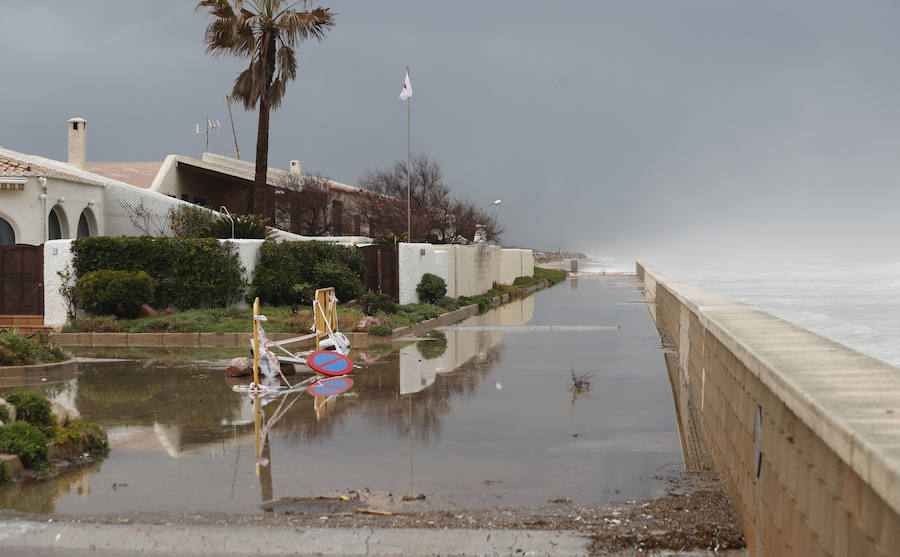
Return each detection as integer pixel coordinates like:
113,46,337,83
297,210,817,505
397,244,535,304
638,261,900,557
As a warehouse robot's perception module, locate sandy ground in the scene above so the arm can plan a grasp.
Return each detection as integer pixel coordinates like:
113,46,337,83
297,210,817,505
0,471,744,554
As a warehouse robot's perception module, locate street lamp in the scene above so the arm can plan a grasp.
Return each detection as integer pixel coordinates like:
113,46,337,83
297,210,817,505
478,199,502,211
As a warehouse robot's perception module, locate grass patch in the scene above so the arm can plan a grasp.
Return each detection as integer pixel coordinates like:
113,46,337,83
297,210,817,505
0,332,69,366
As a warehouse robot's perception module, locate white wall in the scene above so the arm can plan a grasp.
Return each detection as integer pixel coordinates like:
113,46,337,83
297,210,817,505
398,243,535,303
43,239,74,328
0,176,105,245
398,243,449,305
499,248,535,285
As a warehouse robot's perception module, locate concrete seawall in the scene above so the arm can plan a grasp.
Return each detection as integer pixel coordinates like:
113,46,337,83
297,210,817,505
637,261,900,557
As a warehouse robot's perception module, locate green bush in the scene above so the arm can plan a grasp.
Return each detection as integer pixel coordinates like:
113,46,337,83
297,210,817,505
54,420,109,455
533,267,567,285
206,213,272,239
72,237,246,310
416,273,447,304
0,404,9,423
0,421,49,470
76,270,157,318
6,391,55,435
313,261,364,302
250,241,365,306
435,296,460,311
366,324,393,336
0,460,10,486
0,332,69,366
360,292,399,316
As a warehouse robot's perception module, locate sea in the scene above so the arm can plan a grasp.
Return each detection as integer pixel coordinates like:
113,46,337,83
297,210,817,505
578,256,900,369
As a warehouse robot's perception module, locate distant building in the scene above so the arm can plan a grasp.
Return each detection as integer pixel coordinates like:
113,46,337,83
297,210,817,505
144,152,367,236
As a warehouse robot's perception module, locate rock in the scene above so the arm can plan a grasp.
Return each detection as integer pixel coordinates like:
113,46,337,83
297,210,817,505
51,401,81,424
0,398,15,425
137,303,158,318
226,357,253,377
0,454,23,480
355,316,392,332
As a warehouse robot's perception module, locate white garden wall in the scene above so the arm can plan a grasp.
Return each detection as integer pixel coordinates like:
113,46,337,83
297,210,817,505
398,243,535,304
398,243,449,305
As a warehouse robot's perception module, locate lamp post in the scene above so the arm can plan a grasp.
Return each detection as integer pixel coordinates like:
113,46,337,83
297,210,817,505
478,199,502,211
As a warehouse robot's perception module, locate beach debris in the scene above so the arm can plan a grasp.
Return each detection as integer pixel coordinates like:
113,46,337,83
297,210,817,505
357,508,392,516
402,493,426,501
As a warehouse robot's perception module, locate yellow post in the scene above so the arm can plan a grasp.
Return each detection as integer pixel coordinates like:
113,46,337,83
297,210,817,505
314,287,336,350
252,297,260,387
253,393,261,477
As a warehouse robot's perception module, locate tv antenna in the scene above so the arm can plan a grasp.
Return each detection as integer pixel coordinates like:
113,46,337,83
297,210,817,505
195,117,220,154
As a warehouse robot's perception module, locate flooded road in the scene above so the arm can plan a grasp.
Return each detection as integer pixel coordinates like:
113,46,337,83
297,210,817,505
1,276,683,515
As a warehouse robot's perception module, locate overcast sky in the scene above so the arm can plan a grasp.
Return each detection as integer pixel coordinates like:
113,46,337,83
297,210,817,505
3,1,900,263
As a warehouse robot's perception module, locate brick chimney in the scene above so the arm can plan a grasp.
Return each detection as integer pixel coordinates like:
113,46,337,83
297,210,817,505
67,117,87,170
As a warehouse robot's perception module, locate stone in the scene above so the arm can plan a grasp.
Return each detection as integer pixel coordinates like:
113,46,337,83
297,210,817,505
51,401,81,424
354,316,391,332
226,357,253,377
0,398,16,424
137,303,158,318
0,454,23,479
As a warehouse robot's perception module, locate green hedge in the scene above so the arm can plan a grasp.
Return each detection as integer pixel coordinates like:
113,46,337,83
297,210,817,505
76,270,156,318
250,241,365,305
72,237,246,310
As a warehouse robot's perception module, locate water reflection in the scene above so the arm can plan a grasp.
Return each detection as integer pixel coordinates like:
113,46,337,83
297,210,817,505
0,285,682,514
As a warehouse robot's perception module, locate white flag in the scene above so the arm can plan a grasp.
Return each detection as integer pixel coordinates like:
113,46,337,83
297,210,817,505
399,71,412,101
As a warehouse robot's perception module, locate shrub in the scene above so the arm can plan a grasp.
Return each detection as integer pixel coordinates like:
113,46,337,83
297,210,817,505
435,296,460,311
72,237,246,310
0,332,69,366
250,241,365,306
313,261,364,302
416,273,447,304
206,213,272,240
366,324,393,336
533,267,567,285
0,404,9,423
0,421,49,469
360,292,399,316
6,391,55,435
54,420,109,456
0,460,10,486
169,204,216,238
76,270,157,318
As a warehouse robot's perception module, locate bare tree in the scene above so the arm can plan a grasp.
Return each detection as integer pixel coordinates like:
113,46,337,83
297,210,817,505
358,155,502,243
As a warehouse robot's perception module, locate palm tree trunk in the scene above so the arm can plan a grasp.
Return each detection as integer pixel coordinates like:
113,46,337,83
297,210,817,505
253,100,271,218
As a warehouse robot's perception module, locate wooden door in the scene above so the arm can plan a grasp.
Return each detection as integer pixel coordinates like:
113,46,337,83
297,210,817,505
0,244,44,315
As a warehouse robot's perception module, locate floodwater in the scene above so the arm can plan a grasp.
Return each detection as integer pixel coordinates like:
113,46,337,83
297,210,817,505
0,276,683,515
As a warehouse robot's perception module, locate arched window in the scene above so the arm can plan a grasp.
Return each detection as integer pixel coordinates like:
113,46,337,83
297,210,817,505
49,209,63,240
77,212,90,238
0,217,14,245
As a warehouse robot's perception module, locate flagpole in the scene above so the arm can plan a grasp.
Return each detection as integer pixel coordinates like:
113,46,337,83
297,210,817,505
406,65,411,241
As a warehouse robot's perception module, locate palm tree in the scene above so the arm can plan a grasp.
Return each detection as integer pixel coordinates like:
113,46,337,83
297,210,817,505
198,0,334,217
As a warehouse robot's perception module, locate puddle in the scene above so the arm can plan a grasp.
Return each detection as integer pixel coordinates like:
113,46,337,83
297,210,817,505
1,277,684,515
